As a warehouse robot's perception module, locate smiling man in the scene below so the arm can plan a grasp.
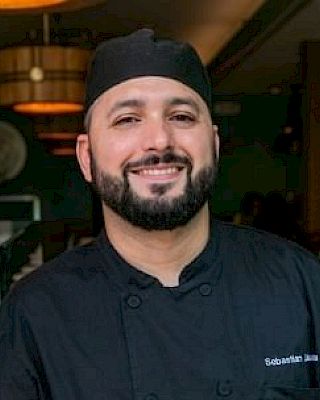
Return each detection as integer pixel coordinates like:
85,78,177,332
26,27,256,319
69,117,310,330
1,29,320,400
77,71,219,286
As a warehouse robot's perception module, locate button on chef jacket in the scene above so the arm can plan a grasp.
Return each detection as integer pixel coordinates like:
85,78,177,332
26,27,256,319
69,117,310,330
1,220,320,400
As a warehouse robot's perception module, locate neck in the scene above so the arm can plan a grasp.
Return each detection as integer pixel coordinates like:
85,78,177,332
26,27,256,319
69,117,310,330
103,205,211,287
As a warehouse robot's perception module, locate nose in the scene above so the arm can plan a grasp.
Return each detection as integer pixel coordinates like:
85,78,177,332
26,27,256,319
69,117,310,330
141,119,174,152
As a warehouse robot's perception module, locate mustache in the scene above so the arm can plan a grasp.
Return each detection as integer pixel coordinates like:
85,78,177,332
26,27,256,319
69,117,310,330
124,152,192,172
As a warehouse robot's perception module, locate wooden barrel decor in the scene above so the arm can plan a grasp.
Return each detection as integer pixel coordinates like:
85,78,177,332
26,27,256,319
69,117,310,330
0,46,91,114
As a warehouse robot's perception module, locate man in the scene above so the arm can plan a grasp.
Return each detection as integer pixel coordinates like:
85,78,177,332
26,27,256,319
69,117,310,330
1,29,320,400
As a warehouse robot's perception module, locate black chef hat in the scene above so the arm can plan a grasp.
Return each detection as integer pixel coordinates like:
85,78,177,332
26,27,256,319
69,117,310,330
85,29,213,115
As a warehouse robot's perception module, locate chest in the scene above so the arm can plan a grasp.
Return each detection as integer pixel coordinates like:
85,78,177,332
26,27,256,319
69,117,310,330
32,278,318,400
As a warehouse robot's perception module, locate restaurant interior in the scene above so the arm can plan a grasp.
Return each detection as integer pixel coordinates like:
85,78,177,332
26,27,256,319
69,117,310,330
0,0,320,300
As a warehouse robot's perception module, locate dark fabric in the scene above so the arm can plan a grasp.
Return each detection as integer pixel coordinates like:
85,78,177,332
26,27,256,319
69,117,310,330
85,29,213,115
1,220,320,400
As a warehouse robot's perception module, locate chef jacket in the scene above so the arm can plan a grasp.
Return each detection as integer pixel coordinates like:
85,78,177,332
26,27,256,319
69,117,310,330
1,220,320,400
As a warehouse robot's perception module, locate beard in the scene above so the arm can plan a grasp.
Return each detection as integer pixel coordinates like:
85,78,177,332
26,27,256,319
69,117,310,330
90,150,217,231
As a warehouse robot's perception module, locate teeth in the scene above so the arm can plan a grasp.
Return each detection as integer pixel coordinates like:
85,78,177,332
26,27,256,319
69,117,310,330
139,167,179,176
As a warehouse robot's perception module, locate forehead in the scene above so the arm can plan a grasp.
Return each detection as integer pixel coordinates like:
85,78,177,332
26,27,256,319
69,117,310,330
92,76,209,112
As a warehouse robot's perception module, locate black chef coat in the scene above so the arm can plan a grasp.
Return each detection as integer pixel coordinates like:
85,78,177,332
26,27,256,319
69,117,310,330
1,220,320,400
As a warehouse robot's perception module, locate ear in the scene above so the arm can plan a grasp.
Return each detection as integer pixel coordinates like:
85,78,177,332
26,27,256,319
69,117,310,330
76,134,93,183
212,124,220,163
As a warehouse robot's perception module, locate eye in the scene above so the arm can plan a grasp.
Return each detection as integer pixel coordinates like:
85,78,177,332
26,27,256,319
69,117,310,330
113,115,141,126
169,112,196,124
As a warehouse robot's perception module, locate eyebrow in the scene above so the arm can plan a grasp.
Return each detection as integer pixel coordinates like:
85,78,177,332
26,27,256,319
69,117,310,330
106,96,201,119
166,97,201,115
107,99,145,118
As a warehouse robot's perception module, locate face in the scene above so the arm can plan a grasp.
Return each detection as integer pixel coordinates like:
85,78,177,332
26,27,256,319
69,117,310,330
77,76,219,230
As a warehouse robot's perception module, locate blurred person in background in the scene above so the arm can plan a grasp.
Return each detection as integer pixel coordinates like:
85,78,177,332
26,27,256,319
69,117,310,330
257,191,306,245
233,191,265,227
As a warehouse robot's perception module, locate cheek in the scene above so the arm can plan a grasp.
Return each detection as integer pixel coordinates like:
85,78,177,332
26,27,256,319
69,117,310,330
181,133,214,169
200,131,216,164
93,134,139,174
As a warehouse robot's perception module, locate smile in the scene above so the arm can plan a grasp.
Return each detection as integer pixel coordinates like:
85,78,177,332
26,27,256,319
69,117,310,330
138,167,180,176
129,164,184,177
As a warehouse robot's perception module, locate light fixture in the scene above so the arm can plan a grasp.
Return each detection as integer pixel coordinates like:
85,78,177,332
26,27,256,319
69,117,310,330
38,130,79,156
34,114,83,156
0,0,66,10
0,45,90,114
14,102,84,114
37,132,78,140
0,0,105,13
0,14,90,115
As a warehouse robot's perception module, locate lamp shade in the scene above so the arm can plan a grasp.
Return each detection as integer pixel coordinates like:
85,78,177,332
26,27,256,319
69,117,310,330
0,0,66,9
34,113,83,156
0,0,105,13
0,46,90,115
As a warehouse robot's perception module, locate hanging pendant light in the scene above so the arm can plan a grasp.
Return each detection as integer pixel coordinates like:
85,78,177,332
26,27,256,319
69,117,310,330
0,0,105,13
0,14,90,115
0,45,90,114
34,114,83,156
0,0,66,10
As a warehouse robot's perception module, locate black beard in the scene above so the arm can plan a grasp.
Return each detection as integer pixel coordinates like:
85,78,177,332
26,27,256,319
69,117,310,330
90,151,216,231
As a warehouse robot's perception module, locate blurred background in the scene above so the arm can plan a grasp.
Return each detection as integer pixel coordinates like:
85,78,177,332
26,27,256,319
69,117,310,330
0,0,320,298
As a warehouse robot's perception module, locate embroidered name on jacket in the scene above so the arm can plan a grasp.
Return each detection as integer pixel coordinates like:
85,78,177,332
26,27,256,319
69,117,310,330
265,354,319,367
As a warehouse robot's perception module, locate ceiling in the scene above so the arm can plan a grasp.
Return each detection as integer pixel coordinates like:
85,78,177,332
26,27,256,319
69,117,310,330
215,0,320,94
0,0,265,58
0,0,318,97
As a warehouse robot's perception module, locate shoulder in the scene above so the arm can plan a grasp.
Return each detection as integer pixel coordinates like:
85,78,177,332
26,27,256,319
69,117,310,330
214,219,320,275
215,219,316,256
3,237,106,308
213,220,320,308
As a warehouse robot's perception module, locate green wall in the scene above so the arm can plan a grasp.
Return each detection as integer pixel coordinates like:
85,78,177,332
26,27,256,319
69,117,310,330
212,94,302,215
